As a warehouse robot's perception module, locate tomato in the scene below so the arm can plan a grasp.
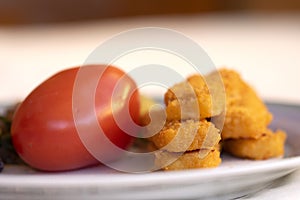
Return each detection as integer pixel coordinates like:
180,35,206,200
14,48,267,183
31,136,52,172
11,65,140,171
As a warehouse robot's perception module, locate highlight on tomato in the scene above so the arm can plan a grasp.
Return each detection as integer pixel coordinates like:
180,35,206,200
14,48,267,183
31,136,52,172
11,65,140,171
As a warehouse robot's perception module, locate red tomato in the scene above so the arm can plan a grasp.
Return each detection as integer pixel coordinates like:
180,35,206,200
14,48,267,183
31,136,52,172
11,65,140,171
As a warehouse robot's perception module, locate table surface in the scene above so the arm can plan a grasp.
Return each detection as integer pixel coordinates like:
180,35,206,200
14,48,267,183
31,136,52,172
0,13,300,199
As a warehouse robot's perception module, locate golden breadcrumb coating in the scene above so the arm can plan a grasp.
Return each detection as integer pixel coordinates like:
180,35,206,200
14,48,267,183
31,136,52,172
164,74,207,105
164,72,225,121
223,129,286,160
140,68,287,171
149,119,221,152
155,148,221,171
220,106,272,139
218,69,273,139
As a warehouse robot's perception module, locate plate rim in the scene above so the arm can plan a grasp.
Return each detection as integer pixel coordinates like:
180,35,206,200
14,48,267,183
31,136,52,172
1,102,300,188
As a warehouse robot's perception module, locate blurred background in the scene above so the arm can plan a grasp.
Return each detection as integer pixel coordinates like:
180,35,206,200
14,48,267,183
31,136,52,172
0,0,300,103
0,0,300,25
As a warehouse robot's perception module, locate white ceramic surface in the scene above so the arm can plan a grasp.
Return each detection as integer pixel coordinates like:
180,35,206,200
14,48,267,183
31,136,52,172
1,14,300,199
1,103,300,200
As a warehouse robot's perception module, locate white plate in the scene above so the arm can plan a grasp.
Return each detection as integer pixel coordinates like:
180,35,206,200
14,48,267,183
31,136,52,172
1,103,300,200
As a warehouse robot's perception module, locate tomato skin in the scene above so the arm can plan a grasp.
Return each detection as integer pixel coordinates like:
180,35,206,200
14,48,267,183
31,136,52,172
11,65,140,171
